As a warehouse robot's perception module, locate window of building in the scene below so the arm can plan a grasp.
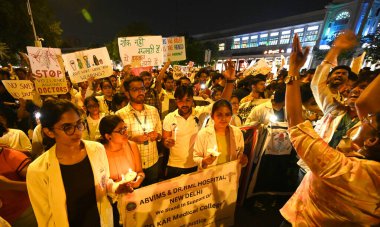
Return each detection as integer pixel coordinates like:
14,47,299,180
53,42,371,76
292,28,304,42
259,34,268,46
219,43,225,51
232,38,240,49
268,32,279,45
280,30,291,44
249,35,258,47
335,11,350,25
241,36,249,48
303,26,319,42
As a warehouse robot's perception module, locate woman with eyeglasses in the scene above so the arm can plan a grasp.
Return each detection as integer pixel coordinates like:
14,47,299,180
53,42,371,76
26,100,132,227
82,96,104,141
99,115,144,226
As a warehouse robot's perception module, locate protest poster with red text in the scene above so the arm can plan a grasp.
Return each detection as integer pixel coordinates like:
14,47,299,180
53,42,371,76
27,47,68,95
163,36,186,62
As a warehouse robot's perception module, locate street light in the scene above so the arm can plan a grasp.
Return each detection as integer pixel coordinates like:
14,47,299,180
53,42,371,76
26,0,42,47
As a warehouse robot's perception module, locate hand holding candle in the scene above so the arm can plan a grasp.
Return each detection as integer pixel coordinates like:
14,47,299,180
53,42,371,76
207,145,221,157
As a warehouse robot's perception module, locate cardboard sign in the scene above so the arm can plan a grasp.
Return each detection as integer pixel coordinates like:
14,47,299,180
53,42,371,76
243,59,272,77
118,36,163,68
120,160,240,227
1,80,34,100
351,52,366,74
163,36,186,62
62,47,113,83
27,47,68,95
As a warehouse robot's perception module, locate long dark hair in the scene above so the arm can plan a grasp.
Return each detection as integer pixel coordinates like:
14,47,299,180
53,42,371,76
84,96,99,116
98,115,124,144
40,100,81,150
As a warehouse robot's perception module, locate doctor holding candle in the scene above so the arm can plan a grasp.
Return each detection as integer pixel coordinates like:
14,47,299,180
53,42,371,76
98,115,144,227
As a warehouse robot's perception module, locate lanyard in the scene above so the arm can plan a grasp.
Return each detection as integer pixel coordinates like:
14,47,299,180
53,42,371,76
133,113,147,132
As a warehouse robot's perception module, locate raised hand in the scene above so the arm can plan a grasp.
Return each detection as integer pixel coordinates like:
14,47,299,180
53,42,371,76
289,34,310,73
333,30,358,50
223,60,236,80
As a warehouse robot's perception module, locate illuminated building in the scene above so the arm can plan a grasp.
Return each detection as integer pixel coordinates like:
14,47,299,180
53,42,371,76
194,0,380,71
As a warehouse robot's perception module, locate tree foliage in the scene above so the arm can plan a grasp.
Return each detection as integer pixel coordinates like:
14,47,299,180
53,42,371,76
0,0,62,64
363,26,380,63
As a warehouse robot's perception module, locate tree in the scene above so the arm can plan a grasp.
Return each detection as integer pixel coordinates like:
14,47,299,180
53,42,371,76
363,26,380,63
0,0,63,64
177,36,218,66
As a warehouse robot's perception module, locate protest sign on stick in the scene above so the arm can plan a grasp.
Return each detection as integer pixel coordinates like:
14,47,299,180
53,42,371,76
121,160,241,227
1,80,34,100
118,36,163,68
62,47,113,83
163,36,186,62
27,47,68,95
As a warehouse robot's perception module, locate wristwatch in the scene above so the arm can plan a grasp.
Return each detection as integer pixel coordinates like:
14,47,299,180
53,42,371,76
284,75,300,84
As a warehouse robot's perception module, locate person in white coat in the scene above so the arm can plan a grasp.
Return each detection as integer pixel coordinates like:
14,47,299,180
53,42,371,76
26,100,132,227
193,99,248,169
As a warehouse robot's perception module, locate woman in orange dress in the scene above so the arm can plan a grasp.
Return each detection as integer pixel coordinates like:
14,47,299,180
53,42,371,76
99,115,144,226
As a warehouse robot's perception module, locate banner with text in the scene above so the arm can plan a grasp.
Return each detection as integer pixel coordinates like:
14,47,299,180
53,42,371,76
121,160,241,227
163,36,186,62
118,36,163,68
27,47,68,95
1,80,34,100
62,47,113,83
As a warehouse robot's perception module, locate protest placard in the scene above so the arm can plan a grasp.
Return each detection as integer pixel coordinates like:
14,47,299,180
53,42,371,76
62,47,113,83
120,160,241,227
27,47,68,95
163,36,186,62
1,80,34,100
118,36,163,68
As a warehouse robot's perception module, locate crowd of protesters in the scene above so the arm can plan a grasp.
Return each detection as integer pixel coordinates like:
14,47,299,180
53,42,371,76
0,30,379,226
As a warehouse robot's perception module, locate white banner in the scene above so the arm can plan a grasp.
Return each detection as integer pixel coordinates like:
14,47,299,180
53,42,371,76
62,47,113,83
118,36,163,68
121,160,241,227
163,36,186,62
1,80,34,100
27,47,68,95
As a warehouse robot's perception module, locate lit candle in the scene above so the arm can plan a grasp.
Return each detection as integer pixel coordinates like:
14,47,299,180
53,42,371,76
207,145,220,157
120,168,137,183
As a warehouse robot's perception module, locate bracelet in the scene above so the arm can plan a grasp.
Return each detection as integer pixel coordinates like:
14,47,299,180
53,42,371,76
226,79,236,83
322,60,337,67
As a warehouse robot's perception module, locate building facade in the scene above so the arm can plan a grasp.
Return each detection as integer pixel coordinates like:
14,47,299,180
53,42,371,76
194,0,380,71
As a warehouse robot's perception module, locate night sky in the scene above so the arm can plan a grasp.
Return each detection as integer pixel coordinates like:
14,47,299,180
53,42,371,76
49,0,333,45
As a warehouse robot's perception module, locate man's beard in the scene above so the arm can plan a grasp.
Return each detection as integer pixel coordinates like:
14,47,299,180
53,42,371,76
129,95,145,104
178,106,191,115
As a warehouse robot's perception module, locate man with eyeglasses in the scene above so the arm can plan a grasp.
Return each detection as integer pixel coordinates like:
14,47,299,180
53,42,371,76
280,33,380,226
161,61,236,179
115,76,162,186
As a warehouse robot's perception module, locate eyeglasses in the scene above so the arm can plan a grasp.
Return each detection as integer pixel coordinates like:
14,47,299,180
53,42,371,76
362,113,379,133
113,126,128,135
54,120,86,136
129,87,146,93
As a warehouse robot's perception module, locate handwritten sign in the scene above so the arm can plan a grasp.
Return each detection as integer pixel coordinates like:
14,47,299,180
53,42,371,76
62,47,113,83
163,36,186,62
2,80,34,100
27,47,68,95
118,36,163,68
120,161,240,227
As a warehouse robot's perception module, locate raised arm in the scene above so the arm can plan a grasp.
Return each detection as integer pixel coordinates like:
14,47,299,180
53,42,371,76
286,34,310,127
355,73,380,119
155,60,171,94
221,60,236,100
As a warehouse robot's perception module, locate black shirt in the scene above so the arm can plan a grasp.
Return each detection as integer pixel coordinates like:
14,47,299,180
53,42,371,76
273,108,285,122
60,155,101,227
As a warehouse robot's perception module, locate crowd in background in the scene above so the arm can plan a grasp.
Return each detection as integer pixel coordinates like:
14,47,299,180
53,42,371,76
1,30,380,226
